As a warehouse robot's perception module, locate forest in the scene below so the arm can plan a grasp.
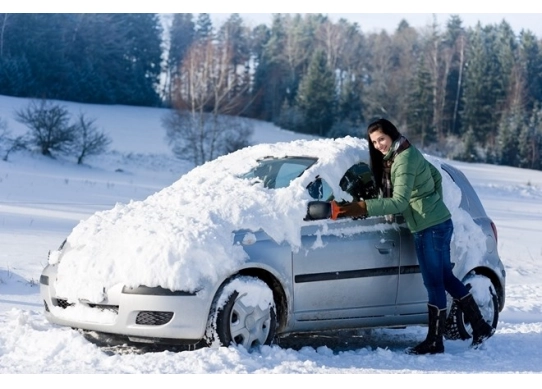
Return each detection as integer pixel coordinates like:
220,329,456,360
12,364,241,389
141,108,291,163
0,13,541,169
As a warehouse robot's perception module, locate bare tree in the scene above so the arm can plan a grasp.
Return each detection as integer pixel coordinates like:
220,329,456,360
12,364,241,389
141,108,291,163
70,113,112,165
0,118,28,161
282,15,312,82
315,17,348,72
363,31,396,119
166,36,253,165
163,110,252,166
15,99,75,157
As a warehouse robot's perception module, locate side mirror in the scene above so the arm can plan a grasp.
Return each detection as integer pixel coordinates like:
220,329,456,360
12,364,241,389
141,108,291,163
304,201,331,221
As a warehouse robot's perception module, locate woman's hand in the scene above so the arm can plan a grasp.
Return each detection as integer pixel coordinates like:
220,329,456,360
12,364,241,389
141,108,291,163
330,200,367,220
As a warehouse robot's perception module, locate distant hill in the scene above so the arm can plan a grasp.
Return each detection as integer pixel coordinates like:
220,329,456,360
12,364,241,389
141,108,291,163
0,95,316,158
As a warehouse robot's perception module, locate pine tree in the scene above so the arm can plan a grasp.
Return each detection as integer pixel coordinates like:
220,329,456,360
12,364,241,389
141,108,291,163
111,14,163,106
0,14,72,99
519,103,542,170
460,128,480,162
497,108,521,167
461,24,506,153
518,30,542,111
195,13,213,42
217,13,251,109
245,23,271,119
407,57,435,147
251,14,290,122
296,49,336,136
442,15,467,137
333,74,364,136
167,14,195,105
0,14,163,106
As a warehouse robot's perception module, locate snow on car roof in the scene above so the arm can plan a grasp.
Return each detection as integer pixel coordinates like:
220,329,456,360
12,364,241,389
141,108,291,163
50,136,485,303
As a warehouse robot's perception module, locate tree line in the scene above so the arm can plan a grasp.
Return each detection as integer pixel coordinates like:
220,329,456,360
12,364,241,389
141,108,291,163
1,13,541,170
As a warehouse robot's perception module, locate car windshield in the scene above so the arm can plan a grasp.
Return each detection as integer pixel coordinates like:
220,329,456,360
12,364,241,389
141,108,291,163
241,157,317,189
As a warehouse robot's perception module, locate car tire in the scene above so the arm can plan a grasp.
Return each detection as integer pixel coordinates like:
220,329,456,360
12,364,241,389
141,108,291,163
206,275,277,349
444,273,499,340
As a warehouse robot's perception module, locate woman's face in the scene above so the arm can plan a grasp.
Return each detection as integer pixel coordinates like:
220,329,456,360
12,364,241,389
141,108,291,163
369,129,393,155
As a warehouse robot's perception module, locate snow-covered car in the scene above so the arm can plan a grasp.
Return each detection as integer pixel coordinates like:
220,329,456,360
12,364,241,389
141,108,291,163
39,137,506,350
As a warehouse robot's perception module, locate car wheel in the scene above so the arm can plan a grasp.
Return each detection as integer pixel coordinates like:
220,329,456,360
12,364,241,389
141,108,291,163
206,276,276,349
444,273,499,340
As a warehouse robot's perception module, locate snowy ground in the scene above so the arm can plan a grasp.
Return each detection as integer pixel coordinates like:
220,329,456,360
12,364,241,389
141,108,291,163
1,95,541,378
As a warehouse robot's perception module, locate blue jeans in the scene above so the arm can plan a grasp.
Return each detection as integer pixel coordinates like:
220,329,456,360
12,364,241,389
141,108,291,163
413,218,469,309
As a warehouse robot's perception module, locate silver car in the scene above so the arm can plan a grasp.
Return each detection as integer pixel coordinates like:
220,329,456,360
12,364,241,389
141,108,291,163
40,138,505,350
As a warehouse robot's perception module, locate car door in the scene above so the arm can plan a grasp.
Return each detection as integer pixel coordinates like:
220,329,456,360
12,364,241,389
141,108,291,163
293,165,401,323
293,216,401,322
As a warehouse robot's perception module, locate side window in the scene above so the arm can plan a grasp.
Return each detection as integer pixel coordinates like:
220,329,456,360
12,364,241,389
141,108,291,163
306,177,333,200
340,162,378,201
275,162,308,189
241,157,317,189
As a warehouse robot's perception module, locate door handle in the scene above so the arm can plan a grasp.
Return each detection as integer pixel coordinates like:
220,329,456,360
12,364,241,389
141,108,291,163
375,240,395,255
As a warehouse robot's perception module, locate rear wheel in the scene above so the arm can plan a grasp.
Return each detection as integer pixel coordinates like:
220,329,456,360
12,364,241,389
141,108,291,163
445,273,499,340
206,276,276,349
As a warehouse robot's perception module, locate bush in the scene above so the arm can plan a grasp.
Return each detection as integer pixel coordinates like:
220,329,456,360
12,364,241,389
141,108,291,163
163,110,253,166
15,99,75,157
0,117,28,161
14,99,111,163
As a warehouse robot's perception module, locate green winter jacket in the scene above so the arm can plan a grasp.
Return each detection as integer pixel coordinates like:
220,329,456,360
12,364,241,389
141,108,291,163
365,146,451,233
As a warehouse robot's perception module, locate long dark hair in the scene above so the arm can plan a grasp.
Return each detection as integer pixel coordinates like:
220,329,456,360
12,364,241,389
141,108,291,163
366,118,402,193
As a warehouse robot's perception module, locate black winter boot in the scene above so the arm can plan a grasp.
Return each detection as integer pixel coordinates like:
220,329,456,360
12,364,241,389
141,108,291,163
406,304,446,355
456,293,495,348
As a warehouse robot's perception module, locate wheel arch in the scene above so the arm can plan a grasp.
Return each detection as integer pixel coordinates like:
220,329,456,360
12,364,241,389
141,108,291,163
463,266,505,312
235,268,289,334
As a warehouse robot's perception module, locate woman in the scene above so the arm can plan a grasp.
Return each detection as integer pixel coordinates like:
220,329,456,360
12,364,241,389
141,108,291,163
331,118,494,354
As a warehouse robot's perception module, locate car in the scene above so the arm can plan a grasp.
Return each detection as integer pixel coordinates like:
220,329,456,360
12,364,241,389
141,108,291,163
39,136,506,350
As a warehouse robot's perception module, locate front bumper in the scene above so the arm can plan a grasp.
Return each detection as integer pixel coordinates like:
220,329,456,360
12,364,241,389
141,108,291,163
40,264,211,345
